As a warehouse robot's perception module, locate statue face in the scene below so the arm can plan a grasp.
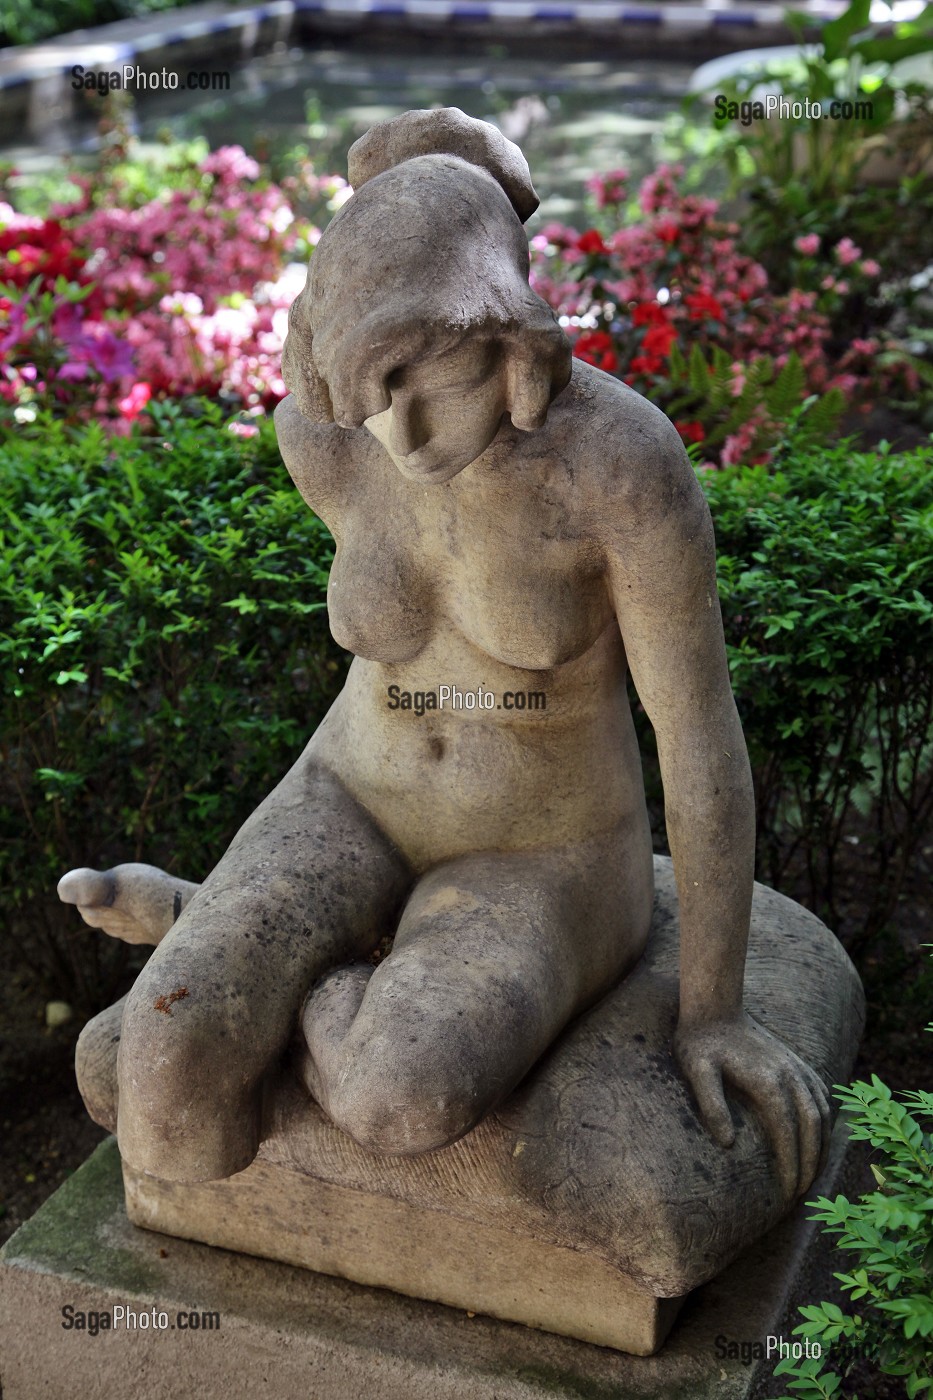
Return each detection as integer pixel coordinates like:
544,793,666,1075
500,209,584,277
363,339,508,483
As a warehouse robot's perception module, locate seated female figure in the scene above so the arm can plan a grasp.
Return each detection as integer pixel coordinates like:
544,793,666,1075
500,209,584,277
61,109,828,1202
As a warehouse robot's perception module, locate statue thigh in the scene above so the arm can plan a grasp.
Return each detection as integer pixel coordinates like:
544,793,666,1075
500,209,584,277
114,753,412,1184
313,825,654,1156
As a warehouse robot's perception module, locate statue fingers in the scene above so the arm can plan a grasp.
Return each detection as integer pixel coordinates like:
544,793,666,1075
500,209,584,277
758,1079,800,1205
805,1068,834,1181
787,1068,826,1199
686,1057,736,1148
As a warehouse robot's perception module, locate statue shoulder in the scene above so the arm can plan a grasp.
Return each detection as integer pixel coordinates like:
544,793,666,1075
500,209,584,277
565,362,707,544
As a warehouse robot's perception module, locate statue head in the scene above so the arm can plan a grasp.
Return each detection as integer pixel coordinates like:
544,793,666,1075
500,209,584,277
282,108,572,481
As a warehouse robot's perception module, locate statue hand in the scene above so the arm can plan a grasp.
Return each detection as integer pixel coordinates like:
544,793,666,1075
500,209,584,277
674,1012,832,1202
57,863,199,946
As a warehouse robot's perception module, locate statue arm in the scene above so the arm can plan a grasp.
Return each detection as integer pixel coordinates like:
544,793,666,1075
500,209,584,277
604,418,831,1200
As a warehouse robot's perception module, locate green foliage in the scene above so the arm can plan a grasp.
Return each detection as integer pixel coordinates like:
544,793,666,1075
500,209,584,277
773,1059,933,1398
0,402,346,1010
687,0,933,410
1,0,187,48
700,430,933,948
703,0,933,202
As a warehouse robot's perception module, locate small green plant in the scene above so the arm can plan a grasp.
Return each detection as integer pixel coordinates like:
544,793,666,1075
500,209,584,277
772,993,933,1398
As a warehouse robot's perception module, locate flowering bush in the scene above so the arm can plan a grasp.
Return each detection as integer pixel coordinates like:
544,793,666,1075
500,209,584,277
0,127,923,457
527,164,912,464
0,143,333,426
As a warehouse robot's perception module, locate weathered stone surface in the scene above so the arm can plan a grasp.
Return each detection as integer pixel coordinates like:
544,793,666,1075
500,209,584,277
0,1129,854,1400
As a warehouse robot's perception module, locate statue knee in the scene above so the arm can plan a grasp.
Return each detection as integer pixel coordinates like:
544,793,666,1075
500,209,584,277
75,996,125,1132
115,985,259,1182
326,1052,474,1156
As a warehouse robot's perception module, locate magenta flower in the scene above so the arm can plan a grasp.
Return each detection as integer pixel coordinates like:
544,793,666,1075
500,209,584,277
0,303,27,354
77,324,136,381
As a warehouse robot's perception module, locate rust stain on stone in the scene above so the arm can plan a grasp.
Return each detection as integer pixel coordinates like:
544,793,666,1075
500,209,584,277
153,987,189,1015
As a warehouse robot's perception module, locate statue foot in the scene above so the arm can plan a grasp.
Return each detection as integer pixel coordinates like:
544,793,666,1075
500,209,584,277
57,864,200,945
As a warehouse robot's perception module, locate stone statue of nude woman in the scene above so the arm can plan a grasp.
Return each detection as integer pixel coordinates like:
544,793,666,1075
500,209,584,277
59,108,831,1207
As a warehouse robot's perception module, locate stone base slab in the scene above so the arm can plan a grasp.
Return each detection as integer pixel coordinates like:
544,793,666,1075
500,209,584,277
1,1128,849,1400
124,1154,682,1355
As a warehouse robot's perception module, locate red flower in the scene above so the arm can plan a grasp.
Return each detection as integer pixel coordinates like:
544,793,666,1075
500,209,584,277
685,290,723,322
576,229,607,255
0,218,87,292
118,381,152,420
632,301,669,327
655,220,679,244
675,420,706,443
642,322,677,358
629,353,664,377
574,329,618,372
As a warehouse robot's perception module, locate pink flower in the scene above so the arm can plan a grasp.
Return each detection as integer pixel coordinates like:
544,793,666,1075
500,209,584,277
794,234,820,256
585,169,628,208
834,237,861,266
228,420,259,438
860,259,880,278
118,381,152,419
201,146,261,183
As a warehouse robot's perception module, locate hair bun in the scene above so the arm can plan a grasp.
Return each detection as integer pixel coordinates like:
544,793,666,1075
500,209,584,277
346,107,540,224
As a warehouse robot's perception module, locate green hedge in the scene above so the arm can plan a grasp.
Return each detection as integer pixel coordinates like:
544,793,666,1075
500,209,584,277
636,433,932,956
1,407,931,1007
0,403,344,1008
708,434,933,948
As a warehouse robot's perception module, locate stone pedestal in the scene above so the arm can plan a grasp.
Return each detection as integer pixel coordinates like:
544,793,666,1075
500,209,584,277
0,1125,853,1400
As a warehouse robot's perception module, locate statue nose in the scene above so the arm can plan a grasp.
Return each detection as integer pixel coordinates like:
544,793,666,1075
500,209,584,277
389,397,428,458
